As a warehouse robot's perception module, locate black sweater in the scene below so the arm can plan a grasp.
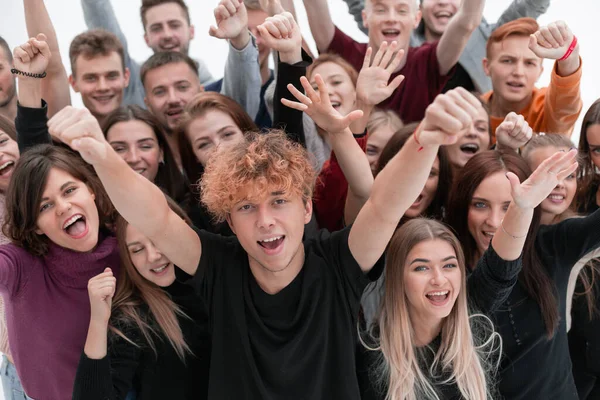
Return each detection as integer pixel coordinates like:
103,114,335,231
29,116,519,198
357,244,521,400
495,208,600,400
72,280,211,400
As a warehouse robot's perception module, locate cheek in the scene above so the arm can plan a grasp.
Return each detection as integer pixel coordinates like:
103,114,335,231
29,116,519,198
467,210,480,236
425,176,439,197
193,148,211,166
591,154,600,169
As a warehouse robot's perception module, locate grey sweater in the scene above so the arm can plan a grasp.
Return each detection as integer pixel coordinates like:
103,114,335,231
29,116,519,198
80,0,261,119
342,0,551,93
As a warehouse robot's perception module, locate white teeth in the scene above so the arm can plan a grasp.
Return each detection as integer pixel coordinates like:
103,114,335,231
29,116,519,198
260,236,283,243
331,102,341,107
484,232,494,237
63,215,83,229
427,291,449,296
134,169,145,174
151,264,168,273
548,194,565,200
0,161,14,171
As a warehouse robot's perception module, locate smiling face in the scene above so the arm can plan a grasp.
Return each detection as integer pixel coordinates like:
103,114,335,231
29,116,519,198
405,156,440,218
309,62,356,117
126,222,176,287
484,35,543,108
404,238,461,325
362,0,421,51
143,2,194,54
0,129,19,192
106,120,163,182
186,110,245,167
367,124,397,174
70,52,130,119
36,168,100,252
467,172,511,258
227,190,312,275
420,0,460,39
144,62,203,132
587,124,600,170
527,145,576,220
446,104,490,168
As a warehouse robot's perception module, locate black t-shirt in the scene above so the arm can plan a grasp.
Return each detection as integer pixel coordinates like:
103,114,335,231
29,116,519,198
180,226,379,399
442,63,476,94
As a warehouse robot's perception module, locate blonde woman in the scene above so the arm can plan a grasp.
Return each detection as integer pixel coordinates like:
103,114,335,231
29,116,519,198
359,149,579,400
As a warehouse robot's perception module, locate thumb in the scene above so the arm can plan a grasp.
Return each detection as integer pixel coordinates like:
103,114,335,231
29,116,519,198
388,74,405,92
528,34,542,53
104,267,112,274
36,33,47,42
208,26,225,39
32,39,51,60
71,137,104,158
343,109,364,124
506,172,522,194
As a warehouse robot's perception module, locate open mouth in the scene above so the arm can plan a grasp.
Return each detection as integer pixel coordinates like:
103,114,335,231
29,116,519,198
150,263,171,275
92,94,116,104
331,101,341,110
425,290,450,306
165,108,183,119
160,44,180,51
133,168,147,175
63,214,89,239
482,231,494,242
410,194,423,208
460,143,480,155
381,29,400,39
257,235,285,254
0,161,15,177
434,11,453,21
547,194,566,204
507,82,525,90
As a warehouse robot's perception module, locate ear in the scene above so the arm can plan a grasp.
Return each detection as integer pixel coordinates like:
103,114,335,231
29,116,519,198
68,74,79,93
144,32,150,47
413,9,422,29
361,9,369,30
303,199,313,225
86,185,96,200
189,24,195,41
144,96,150,110
226,214,236,234
35,227,43,235
537,64,544,82
123,67,131,88
482,58,491,77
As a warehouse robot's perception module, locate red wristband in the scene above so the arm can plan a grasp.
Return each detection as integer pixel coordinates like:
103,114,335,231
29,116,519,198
413,127,424,152
558,36,578,61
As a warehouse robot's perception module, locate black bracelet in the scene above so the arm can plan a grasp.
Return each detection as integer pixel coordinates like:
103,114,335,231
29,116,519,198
10,68,47,79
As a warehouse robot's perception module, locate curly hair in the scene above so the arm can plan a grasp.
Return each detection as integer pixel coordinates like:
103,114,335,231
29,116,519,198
200,130,316,223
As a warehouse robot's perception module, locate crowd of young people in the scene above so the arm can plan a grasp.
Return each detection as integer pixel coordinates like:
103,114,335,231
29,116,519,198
0,0,597,399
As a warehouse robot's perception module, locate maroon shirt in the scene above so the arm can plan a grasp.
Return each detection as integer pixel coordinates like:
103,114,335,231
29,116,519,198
326,27,452,123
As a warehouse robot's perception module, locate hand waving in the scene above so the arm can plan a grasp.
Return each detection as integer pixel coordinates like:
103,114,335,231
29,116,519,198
529,21,576,60
209,0,248,41
256,12,302,62
87,268,116,325
282,74,363,134
47,106,109,165
506,149,578,210
496,112,533,151
12,33,51,77
356,41,405,106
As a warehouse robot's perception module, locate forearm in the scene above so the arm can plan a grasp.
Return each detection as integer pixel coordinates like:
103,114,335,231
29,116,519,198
350,100,373,135
491,202,533,261
302,0,336,52
274,50,308,146
557,47,581,77
221,34,261,119
17,78,42,109
15,99,52,153
496,0,551,27
329,129,373,201
84,320,109,360
341,0,368,35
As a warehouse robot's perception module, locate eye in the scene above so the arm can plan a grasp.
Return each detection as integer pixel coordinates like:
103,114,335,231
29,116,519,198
40,202,51,213
501,59,512,64
443,263,458,269
197,143,210,150
113,146,126,153
0,138,8,145
429,169,439,178
84,76,96,82
64,186,77,195
238,204,253,211
130,247,144,254
140,143,155,150
472,201,487,209
566,173,576,180
414,265,428,272
592,148,600,154
176,83,190,91
274,198,287,206
153,89,165,96
366,147,378,156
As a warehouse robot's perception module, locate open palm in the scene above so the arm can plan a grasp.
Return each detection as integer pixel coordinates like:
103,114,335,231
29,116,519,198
356,42,405,106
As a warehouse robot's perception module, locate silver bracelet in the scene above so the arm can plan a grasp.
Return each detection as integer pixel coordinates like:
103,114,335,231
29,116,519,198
500,218,528,239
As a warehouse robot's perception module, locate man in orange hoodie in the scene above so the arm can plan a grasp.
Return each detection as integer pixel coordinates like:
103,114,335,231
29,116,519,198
482,18,582,143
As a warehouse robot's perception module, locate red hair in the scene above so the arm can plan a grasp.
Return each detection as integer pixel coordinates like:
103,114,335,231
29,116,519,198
486,17,539,59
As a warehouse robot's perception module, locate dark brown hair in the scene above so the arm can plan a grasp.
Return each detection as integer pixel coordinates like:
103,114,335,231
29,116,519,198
486,18,539,59
447,150,559,337
0,36,12,63
140,0,191,29
102,105,188,203
576,99,600,213
177,92,258,186
140,51,199,87
376,122,453,221
69,29,126,77
0,114,17,141
2,145,114,257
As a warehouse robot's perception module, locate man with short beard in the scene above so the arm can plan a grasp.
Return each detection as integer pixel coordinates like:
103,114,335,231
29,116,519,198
0,37,17,121
80,0,261,119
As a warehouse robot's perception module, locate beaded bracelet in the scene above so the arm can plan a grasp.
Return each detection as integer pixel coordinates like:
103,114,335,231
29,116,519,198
10,68,47,79
500,218,528,239
558,36,578,61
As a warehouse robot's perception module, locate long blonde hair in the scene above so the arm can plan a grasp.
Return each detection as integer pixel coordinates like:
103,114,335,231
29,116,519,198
109,196,192,360
367,218,500,400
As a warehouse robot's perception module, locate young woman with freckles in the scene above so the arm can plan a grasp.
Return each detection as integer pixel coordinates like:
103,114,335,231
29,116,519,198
0,35,121,400
72,198,211,400
447,147,600,400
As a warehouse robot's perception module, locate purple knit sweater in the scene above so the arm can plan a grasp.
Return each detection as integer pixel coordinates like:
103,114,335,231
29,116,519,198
0,235,120,400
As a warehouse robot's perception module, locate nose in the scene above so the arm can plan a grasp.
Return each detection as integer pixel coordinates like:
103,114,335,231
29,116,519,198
512,61,525,76
256,205,276,230
124,148,141,165
166,88,179,105
430,267,447,286
56,198,72,216
146,243,163,263
97,76,108,91
465,122,478,138
485,207,504,230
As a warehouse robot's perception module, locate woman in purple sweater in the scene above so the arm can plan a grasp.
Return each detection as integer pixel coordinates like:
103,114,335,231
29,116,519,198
0,36,120,399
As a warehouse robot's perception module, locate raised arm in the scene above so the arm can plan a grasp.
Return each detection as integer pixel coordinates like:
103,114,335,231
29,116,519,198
210,0,262,119
495,0,551,28
47,108,202,275
436,0,485,76
12,35,53,152
302,0,336,53
80,0,145,108
348,88,482,272
23,0,71,117
494,112,533,153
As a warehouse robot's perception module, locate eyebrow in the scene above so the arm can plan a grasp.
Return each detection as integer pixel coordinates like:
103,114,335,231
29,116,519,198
126,241,142,247
110,138,156,145
410,255,457,265
271,191,285,196
41,181,76,202
194,126,236,144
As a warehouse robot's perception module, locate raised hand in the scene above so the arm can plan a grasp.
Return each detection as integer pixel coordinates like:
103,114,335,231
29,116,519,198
529,21,577,60
506,148,578,210
256,12,302,63
282,74,363,134
416,88,482,147
356,41,405,106
47,106,109,165
12,33,51,76
496,112,533,151
87,268,116,325
209,0,249,49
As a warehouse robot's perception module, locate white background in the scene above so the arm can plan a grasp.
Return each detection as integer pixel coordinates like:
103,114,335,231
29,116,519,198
0,0,598,397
